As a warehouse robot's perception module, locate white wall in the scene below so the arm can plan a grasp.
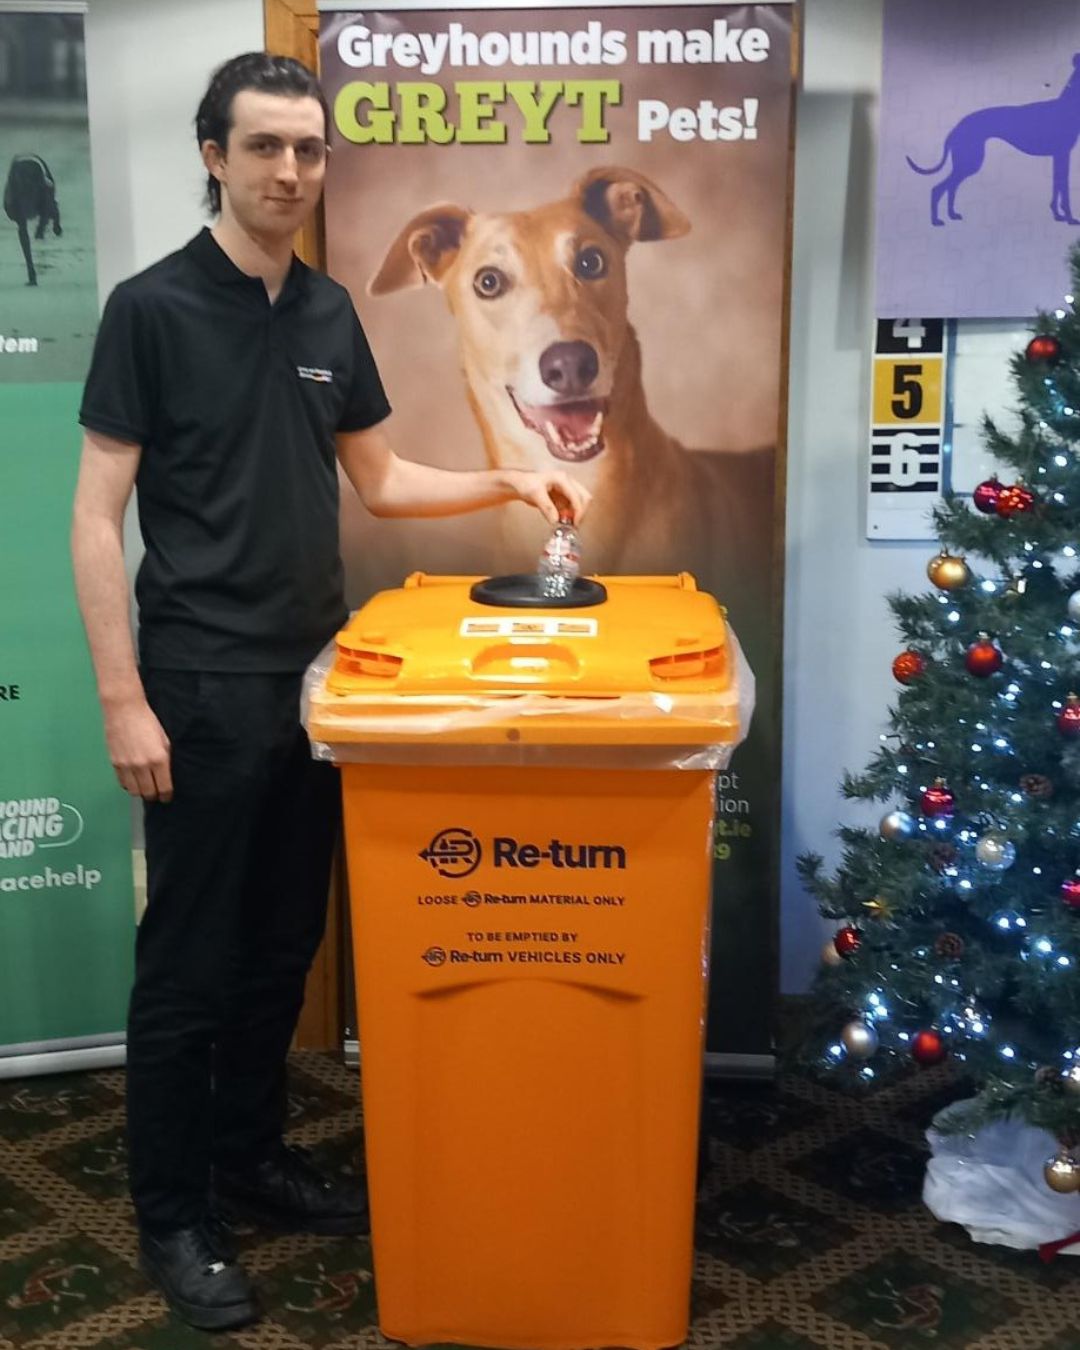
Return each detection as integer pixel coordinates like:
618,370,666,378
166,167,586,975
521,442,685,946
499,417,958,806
84,0,262,298
80,0,938,993
781,0,935,991
83,0,263,855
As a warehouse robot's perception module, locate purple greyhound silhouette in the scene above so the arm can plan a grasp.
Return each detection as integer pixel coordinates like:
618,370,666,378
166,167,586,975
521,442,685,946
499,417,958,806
907,53,1080,226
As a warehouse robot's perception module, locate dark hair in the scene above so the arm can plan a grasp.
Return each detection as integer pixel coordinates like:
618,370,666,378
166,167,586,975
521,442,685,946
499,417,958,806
195,52,329,213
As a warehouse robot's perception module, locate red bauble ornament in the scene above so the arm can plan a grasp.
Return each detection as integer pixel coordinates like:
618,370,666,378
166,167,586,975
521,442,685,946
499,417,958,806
1057,694,1080,738
1025,334,1062,365
834,925,861,957
965,634,1003,678
892,649,927,685
973,476,1003,514
996,483,1035,517
1062,877,1080,911
912,1029,948,1066
921,779,955,818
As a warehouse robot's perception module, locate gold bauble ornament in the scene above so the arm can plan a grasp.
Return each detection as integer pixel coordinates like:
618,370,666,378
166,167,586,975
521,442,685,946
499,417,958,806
840,1020,879,1060
927,551,971,591
1044,1151,1080,1194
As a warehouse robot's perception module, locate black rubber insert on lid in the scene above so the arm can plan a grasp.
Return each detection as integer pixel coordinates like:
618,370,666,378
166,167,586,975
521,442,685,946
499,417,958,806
469,574,608,609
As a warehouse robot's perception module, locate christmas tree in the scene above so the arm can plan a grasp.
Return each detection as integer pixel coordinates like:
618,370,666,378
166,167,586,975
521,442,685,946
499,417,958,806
799,243,1080,1183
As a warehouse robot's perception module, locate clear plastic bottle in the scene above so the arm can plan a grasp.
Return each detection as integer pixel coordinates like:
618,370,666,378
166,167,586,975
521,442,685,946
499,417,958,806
537,514,580,599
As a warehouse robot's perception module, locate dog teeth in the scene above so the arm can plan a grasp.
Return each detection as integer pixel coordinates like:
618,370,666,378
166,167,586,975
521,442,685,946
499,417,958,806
590,412,603,435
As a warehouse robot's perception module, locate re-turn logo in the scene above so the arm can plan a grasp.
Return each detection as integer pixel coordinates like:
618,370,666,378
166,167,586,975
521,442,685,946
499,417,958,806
420,827,628,876
419,828,482,879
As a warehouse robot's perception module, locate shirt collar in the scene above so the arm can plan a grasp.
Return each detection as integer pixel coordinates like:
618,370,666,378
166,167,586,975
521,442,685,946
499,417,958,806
184,227,309,303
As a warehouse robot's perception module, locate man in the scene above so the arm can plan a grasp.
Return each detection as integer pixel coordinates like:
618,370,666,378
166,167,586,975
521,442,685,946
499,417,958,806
71,53,588,1333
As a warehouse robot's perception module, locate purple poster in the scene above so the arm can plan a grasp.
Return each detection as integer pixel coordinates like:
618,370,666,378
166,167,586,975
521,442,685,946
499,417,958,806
877,0,1080,319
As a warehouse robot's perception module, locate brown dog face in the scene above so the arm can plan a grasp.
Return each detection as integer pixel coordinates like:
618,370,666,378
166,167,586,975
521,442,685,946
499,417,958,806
369,167,689,465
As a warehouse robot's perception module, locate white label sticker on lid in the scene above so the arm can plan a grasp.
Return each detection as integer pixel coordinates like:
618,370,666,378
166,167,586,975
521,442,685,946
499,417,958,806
460,617,598,638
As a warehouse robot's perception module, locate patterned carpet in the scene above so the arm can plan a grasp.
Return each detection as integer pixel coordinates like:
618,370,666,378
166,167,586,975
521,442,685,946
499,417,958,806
2,1051,1080,1349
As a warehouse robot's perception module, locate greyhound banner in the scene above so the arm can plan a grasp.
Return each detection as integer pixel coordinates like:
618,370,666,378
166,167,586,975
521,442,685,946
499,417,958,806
0,4,134,1072
878,0,1080,319
319,2,794,1061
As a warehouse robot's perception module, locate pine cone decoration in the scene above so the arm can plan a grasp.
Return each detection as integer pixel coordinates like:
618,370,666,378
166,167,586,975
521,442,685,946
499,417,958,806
935,932,965,959
1020,774,1054,799
930,843,959,874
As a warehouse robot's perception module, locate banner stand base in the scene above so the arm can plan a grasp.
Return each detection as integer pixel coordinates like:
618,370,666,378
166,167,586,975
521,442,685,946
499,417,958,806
704,1052,776,1080
0,1034,125,1080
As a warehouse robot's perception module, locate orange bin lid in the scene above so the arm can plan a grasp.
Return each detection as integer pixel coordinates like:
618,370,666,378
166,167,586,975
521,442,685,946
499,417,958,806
304,573,747,751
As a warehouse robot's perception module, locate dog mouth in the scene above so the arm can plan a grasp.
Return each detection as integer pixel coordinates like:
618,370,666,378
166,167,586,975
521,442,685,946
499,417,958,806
508,389,607,462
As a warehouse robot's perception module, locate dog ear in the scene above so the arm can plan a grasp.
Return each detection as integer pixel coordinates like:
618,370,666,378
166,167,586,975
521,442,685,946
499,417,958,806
575,167,690,244
368,205,472,296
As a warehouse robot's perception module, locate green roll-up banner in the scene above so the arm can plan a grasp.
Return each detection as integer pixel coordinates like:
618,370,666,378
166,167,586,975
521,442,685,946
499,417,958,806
0,3,134,1074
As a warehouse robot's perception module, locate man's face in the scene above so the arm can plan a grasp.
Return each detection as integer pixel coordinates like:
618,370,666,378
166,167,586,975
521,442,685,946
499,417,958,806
204,89,327,239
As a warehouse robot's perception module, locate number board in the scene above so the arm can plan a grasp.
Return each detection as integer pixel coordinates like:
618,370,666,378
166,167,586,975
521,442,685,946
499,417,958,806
867,318,952,540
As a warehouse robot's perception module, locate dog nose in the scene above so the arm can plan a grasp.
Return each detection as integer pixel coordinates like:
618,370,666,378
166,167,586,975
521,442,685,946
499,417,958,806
539,341,599,397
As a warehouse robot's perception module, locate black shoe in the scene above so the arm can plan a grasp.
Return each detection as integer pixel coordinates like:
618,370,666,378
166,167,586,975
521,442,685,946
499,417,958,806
138,1221,260,1331
215,1142,369,1237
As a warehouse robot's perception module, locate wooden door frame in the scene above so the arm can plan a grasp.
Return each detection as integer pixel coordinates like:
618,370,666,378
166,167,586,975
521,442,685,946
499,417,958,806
265,0,347,1051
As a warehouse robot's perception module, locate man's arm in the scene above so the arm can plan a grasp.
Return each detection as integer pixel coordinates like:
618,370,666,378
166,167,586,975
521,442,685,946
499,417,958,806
71,429,173,802
335,423,591,525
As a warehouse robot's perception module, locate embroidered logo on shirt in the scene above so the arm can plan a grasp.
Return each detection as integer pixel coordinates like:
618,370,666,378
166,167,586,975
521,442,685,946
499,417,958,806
297,366,334,384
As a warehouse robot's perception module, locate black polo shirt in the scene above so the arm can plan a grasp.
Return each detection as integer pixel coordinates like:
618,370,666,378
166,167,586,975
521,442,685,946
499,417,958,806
79,227,390,673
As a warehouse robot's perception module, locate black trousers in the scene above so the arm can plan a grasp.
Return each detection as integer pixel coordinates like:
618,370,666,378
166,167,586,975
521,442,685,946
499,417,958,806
127,670,340,1234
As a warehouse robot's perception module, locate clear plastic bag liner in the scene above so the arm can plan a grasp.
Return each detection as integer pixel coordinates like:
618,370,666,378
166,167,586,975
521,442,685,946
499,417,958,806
302,627,755,771
925,1109,1080,1253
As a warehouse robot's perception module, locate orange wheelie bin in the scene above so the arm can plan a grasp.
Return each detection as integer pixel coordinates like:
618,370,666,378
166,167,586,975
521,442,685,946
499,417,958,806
303,572,753,1350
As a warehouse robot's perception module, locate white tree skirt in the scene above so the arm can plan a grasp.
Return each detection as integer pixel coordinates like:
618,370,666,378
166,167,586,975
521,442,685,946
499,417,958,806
925,1107,1080,1254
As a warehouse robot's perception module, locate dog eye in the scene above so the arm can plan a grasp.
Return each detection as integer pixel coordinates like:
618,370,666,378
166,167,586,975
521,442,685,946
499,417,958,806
473,267,509,299
574,247,607,280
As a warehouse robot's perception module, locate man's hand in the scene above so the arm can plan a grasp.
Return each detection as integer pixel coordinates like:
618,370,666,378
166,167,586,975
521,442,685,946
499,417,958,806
103,695,173,802
336,424,594,523
505,469,592,526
